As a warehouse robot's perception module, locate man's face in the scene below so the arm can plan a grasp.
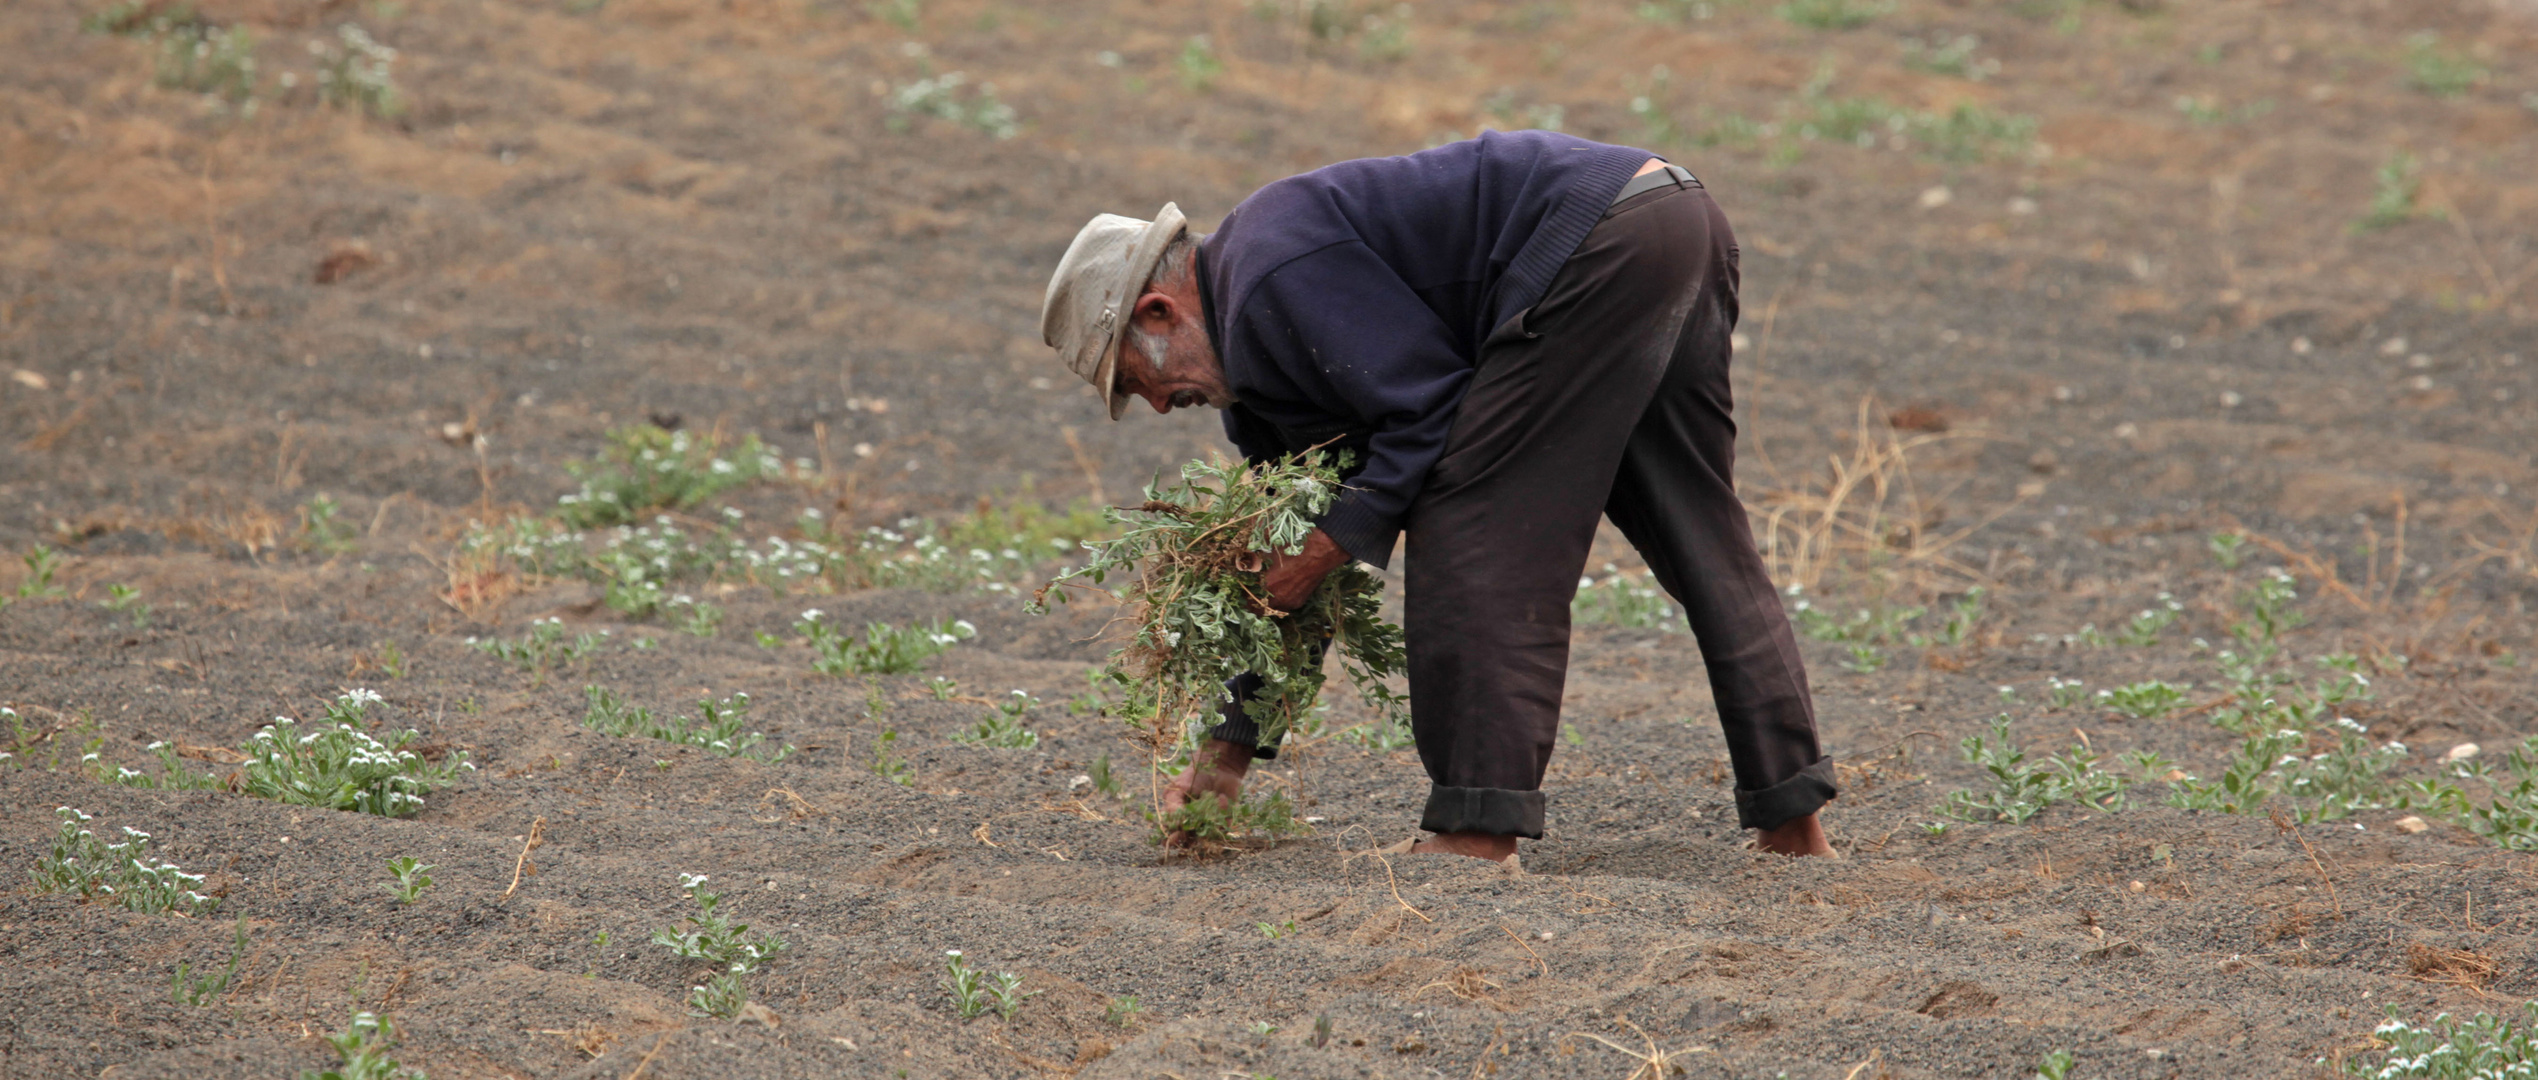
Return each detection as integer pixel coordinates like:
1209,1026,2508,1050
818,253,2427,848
1112,279,1230,415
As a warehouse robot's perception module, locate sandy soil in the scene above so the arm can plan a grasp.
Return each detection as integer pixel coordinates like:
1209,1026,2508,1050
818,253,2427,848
4,0,2538,1077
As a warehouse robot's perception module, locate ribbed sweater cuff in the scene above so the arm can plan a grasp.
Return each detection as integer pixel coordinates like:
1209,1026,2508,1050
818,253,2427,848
1313,493,1399,571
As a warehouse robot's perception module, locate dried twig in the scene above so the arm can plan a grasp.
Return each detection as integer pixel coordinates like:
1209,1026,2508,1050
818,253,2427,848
623,1030,670,1080
1563,1018,1708,1080
1501,923,1549,979
502,817,547,902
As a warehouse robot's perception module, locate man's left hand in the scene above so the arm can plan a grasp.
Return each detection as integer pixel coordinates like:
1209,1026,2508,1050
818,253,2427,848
1261,527,1350,614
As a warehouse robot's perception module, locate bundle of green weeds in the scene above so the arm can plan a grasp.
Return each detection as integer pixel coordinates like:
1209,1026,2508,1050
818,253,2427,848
1033,452,1407,764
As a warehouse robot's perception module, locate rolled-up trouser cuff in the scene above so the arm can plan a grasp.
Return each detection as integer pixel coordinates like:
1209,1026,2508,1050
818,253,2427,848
1735,758,1838,831
1420,785,1546,839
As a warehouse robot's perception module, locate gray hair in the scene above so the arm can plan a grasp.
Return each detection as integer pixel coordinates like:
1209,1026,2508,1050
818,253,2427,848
1129,231,1202,371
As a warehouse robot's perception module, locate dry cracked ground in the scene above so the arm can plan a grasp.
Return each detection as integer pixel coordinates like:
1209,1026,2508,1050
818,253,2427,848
4,0,2538,1077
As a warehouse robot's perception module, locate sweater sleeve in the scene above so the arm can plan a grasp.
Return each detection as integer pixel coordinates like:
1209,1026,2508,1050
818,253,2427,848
1226,242,1475,570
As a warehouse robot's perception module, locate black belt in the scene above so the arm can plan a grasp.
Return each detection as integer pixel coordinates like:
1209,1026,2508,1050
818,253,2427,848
1610,163,1699,206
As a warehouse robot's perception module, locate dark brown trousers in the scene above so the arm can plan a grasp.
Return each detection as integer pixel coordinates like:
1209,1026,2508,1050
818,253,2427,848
1405,180,1834,837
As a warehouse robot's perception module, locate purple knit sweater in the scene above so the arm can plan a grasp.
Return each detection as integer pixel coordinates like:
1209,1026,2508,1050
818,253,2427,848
1196,130,1653,567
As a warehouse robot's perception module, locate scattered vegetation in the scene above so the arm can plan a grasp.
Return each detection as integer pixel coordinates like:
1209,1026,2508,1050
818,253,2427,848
956,691,1041,749
1901,34,1998,81
1573,565,1678,631
654,873,786,1020
303,1009,423,1080
2355,152,2434,232
1774,0,1889,30
380,857,435,905
298,495,359,555
1105,994,1146,1028
1943,716,2163,824
583,687,795,763
799,612,974,676
1033,452,1409,768
887,72,1020,139
2096,679,2189,719
470,617,603,679
101,583,151,629
239,691,470,817
33,807,219,915
12,544,66,603
942,950,1033,1021
2114,593,2181,646
91,739,223,791
2402,33,2486,99
556,425,786,530
173,917,250,1006
2345,1003,2538,1077
1177,35,1223,91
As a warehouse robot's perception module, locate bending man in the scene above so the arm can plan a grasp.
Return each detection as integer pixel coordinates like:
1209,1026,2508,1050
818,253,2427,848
1041,130,1836,861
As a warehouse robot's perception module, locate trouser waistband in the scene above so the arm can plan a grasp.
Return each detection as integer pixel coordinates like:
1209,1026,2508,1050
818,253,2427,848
1610,163,1700,206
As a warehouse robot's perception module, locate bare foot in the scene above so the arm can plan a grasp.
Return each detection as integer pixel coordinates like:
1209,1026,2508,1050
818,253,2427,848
1753,812,1837,857
1410,831,1518,862
1158,738,1252,848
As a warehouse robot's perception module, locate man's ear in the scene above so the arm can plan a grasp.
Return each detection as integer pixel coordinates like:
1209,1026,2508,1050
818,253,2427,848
1129,289,1178,330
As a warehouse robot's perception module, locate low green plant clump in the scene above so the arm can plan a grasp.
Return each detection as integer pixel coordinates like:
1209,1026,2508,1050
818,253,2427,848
2403,32,2486,99
886,72,1019,139
942,950,1034,1020
654,873,787,1019
1774,0,1889,30
557,425,787,529
1573,564,1678,631
312,23,402,117
1152,790,1307,849
90,740,225,791
101,583,152,628
381,857,435,905
1687,65,2037,165
2342,1003,2538,1077
2355,152,2436,233
303,1009,424,1080
240,690,470,817
1104,994,1146,1028
2097,679,2190,719
798,612,974,676
1032,452,1409,764
1943,716,2169,824
470,617,603,677
583,687,794,763
173,916,251,1006
33,807,219,915
84,3,259,107
956,691,1041,749
3,543,67,610
1902,34,1998,81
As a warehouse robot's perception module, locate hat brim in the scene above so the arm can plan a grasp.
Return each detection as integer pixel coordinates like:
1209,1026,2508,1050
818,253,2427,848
1097,203,1187,421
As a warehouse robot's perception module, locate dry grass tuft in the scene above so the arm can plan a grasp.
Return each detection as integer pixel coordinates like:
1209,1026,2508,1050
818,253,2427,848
753,788,819,822
1563,1018,1708,1079
2407,943,2499,993
1743,397,2020,595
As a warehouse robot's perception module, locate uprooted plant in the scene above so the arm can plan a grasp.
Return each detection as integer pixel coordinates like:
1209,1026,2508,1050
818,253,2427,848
1031,451,1407,836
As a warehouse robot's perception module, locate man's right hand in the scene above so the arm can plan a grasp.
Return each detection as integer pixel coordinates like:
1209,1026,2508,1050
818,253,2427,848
1159,738,1255,847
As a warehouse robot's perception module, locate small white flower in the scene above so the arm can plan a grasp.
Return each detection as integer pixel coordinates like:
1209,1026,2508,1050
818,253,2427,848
800,609,825,622
344,688,385,706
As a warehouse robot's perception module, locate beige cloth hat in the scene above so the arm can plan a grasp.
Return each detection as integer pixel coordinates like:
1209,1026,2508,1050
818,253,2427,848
1041,203,1187,420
